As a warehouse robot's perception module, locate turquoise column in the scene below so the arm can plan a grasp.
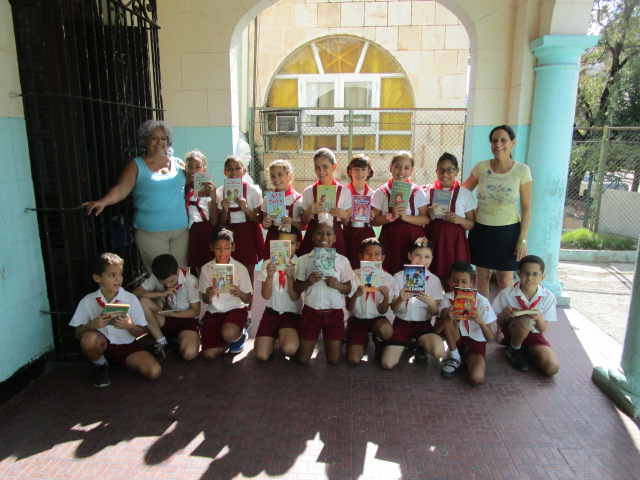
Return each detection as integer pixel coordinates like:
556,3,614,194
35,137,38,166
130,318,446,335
593,240,640,417
527,35,598,304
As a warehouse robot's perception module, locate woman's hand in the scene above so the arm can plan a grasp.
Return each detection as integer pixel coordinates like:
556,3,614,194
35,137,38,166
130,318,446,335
85,200,108,216
514,240,527,261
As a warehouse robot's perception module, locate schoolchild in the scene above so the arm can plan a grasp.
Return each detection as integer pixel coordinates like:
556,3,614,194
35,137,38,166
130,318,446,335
371,151,430,275
345,238,394,365
255,227,302,361
295,221,356,365
437,261,496,384
492,255,560,375
133,254,201,362
382,237,444,370
216,155,264,285
184,149,217,274
297,148,352,257
343,154,377,270
69,253,161,388
199,228,253,360
261,159,304,260
425,153,476,290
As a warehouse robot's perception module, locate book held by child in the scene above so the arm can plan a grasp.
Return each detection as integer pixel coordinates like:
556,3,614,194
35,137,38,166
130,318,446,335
101,303,130,318
403,265,426,294
317,185,337,213
265,191,285,220
352,195,371,223
313,247,336,277
390,181,412,208
431,189,453,218
270,240,291,271
193,172,213,197
224,178,243,204
359,261,383,292
211,264,234,293
450,288,477,319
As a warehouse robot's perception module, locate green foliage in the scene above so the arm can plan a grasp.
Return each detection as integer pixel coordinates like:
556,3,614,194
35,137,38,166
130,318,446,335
561,228,637,250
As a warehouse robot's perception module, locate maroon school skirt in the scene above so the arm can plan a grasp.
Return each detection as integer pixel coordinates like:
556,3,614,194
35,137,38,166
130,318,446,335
379,220,425,275
425,220,470,278
188,221,215,271
296,218,346,257
227,221,264,265
262,224,303,260
343,224,376,270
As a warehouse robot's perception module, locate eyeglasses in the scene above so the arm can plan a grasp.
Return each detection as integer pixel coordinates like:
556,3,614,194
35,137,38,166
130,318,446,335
518,271,541,278
436,167,457,174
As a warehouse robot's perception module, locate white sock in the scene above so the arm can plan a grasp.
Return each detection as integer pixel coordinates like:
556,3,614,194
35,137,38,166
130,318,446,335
93,356,107,366
511,344,521,350
449,349,461,361
157,337,168,345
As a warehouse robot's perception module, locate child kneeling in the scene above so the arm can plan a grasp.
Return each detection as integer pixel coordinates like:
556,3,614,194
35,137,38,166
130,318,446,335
69,253,161,388
492,255,560,376
437,261,496,385
255,227,302,361
199,228,253,360
295,221,355,365
134,254,201,362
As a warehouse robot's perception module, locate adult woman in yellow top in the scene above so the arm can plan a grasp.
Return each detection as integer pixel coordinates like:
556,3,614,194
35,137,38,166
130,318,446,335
462,125,532,301
85,120,189,274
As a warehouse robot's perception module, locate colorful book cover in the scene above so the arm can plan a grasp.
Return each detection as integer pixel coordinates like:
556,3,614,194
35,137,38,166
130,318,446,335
450,288,477,319
266,191,285,220
403,264,426,294
360,261,383,292
211,264,234,294
352,195,371,223
270,240,291,271
101,303,129,318
431,189,453,219
193,172,213,198
224,178,243,204
313,247,336,277
512,309,538,317
317,185,337,213
390,181,412,208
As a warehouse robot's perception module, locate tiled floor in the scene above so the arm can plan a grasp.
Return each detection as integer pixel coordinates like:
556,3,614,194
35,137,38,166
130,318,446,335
1,300,639,479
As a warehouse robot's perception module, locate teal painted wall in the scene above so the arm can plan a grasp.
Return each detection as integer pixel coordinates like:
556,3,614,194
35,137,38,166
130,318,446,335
0,116,53,382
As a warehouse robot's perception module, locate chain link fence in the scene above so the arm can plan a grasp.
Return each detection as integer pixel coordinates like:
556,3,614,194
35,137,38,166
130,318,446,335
564,127,640,239
250,108,467,193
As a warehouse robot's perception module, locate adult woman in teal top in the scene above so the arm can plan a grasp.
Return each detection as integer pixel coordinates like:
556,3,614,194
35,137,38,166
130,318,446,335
86,120,188,273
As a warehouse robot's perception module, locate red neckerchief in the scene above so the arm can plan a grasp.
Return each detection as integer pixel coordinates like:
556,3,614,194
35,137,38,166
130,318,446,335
514,282,542,310
347,183,371,197
282,185,295,196
278,270,287,288
96,297,119,307
185,184,195,212
163,268,186,309
434,180,460,190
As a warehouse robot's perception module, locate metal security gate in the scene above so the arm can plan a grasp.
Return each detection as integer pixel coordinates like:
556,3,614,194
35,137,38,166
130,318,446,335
10,0,163,359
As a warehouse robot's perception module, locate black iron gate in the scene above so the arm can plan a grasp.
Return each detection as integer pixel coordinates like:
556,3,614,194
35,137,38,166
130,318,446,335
10,0,163,359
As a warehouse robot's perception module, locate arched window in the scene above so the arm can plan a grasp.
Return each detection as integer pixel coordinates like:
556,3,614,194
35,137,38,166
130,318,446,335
265,36,413,152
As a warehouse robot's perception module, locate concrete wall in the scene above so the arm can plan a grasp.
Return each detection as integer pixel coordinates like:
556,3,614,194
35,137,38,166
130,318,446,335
0,0,53,382
600,190,640,239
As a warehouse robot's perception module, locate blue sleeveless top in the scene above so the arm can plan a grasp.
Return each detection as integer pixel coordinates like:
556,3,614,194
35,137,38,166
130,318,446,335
132,156,188,232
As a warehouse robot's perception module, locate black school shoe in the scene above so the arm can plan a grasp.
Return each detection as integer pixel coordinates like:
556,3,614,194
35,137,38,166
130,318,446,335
414,345,429,365
506,346,530,372
92,364,110,388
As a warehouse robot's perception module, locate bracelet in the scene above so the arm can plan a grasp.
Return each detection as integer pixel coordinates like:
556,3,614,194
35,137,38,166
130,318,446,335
519,238,527,244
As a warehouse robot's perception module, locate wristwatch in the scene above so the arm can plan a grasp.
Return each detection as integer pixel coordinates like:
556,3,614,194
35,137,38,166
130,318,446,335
519,238,527,244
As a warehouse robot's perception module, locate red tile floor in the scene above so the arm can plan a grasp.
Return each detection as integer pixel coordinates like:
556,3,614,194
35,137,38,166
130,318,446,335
1,292,639,480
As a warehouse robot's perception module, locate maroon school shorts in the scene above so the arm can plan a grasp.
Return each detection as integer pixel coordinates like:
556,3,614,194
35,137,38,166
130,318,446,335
500,323,551,350
201,308,248,350
346,316,387,347
161,316,200,337
299,306,345,342
388,318,437,347
456,336,487,358
103,338,145,366
256,307,300,338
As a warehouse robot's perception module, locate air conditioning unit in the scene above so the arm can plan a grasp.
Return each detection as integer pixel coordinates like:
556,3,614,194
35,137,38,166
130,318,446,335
275,114,299,133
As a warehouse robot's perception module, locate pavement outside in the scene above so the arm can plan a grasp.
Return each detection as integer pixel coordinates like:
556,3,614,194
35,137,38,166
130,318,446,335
0,262,639,480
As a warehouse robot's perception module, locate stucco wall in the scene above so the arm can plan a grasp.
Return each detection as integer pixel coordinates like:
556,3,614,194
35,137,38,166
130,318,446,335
0,0,53,382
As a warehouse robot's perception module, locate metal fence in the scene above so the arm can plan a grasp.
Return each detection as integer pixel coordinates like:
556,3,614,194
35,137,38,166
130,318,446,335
564,127,640,238
250,108,467,192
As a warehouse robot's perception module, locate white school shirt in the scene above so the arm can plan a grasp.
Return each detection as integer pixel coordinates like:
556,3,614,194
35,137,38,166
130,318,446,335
391,269,443,322
371,181,428,216
492,283,557,333
216,182,263,224
296,250,355,310
69,288,146,345
257,256,303,314
260,189,303,228
300,182,352,223
187,193,212,228
349,268,395,319
426,186,476,217
199,258,253,313
140,269,200,310
440,291,496,342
